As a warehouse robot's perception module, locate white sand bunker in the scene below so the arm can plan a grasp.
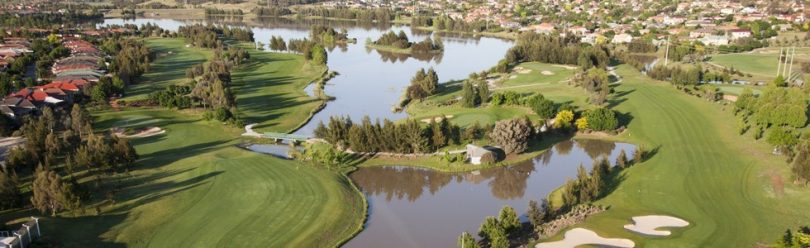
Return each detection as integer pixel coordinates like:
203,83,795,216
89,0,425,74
509,75,517,79
536,228,635,248
114,127,165,138
541,70,555,75
420,115,453,123
513,66,532,74
624,215,689,236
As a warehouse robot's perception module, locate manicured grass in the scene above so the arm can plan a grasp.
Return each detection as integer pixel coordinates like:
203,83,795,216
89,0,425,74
565,65,810,246
709,47,810,81
716,84,762,96
230,43,327,132
496,62,588,107
34,108,364,247
123,38,213,101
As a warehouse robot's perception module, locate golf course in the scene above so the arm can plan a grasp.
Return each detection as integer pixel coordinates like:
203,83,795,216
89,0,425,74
25,39,366,247
565,65,810,246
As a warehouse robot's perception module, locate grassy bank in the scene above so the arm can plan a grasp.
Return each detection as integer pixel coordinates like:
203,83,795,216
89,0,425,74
566,65,810,246
230,42,327,133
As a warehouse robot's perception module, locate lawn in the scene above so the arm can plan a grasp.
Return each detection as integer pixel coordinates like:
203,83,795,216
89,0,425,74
122,38,212,101
708,47,810,82
230,43,327,133
33,108,365,247
495,62,588,107
566,65,810,246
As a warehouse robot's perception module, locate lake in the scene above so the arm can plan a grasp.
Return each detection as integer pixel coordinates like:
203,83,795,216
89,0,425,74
100,18,513,135
347,139,635,247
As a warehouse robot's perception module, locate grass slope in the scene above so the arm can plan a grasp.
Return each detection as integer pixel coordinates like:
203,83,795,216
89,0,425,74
230,43,327,132
573,65,810,246
37,109,364,247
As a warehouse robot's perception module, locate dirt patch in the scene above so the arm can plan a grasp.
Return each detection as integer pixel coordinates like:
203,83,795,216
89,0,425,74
770,172,785,197
540,70,555,75
113,126,165,138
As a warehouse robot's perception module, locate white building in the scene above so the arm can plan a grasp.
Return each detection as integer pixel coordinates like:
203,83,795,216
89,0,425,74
612,33,633,44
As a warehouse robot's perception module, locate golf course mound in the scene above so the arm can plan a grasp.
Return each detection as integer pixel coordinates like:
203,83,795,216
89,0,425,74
623,215,690,236
535,228,635,248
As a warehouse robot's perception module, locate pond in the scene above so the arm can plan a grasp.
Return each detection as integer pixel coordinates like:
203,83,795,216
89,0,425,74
346,139,635,248
100,18,513,136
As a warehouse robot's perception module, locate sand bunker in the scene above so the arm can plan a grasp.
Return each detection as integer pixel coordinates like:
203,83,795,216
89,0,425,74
624,215,689,236
536,228,635,248
541,70,555,75
114,127,165,138
420,115,454,123
509,75,517,79
513,66,532,74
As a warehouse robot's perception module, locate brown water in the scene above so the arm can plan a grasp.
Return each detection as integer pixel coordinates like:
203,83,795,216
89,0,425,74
346,139,635,248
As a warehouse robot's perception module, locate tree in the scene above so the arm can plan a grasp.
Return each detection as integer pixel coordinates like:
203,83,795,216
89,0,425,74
489,118,533,154
634,146,644,163
113,137,139,168
478,216,501,240
527,199,547,229
791,138,810,185
489,229,509,248
498,205,520,233
477,80,489,104
584,108,618,131
30,166,80,216
772,75,787,87
311,44,327,65
527,94,556,119
753,87,808,128
616,149,628,168
461,81,478,107
457,232,480,248
766,126,798,154
70,104,92,136
0,170,20,210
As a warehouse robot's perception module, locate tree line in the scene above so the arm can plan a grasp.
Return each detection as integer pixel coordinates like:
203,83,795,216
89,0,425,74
313,116,487,154
505,33,609,70
296,7,394,24
177,24,254,49
286,38,328,65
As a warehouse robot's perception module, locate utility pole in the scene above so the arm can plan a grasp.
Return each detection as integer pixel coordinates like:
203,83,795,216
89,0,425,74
787,46,796,82
664,36,670,66
776,47,783,77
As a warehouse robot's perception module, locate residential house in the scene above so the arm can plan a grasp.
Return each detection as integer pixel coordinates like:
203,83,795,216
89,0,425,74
729,29,752,40
466,144,497,165
612,33,633,44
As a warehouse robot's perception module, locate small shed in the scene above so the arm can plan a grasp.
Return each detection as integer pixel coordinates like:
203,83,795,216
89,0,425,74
466,144,496,165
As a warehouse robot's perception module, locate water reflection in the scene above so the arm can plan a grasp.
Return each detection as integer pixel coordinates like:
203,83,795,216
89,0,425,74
346,139,635,248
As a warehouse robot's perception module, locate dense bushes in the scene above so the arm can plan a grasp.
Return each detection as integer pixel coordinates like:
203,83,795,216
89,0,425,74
582,108,618,131
489,117,534,154
148,85,192,109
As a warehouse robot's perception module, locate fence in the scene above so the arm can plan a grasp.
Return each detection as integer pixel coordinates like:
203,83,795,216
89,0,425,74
0,217,41,248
